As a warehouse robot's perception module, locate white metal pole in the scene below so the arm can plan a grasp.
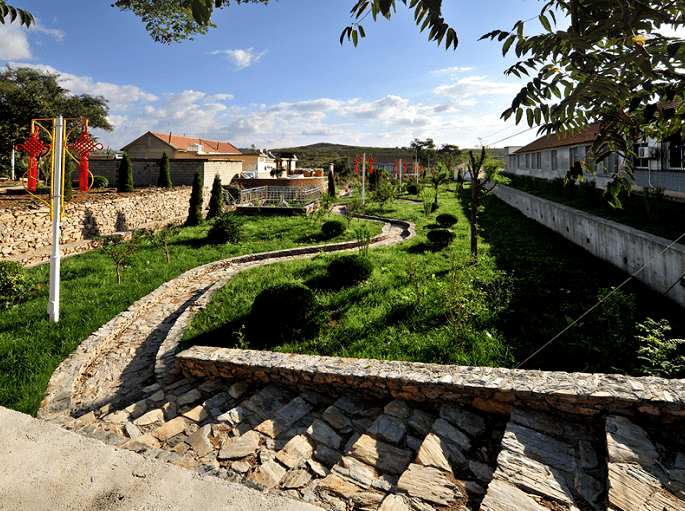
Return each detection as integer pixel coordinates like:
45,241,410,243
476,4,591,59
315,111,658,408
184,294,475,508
361,153,366,205
48,116,63,323
10,147,15,181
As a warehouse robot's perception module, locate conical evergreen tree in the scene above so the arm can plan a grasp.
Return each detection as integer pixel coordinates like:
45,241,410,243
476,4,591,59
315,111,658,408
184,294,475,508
157,150,172,188
117,153,134,192
328,169,336,197
63,157,73,200
185,168,204,226
207,173,223,219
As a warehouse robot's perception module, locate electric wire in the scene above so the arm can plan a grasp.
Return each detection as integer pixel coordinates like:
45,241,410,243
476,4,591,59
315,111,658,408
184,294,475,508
515,229,685,369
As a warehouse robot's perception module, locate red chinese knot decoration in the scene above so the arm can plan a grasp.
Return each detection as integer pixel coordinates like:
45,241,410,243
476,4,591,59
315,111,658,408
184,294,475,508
69,127,103,191
354,155,361,174
368,155,374,175
16,127,50,192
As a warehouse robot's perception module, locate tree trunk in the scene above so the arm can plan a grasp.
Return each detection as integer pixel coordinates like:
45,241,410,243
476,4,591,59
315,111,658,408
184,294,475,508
470,177,479,263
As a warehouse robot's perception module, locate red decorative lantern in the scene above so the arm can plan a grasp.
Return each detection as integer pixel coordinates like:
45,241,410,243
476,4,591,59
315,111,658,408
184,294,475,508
16,127,50,192
368,155,374,175
354,155,360,174
69,127,103,191
403,161,407,174
394,161,397,176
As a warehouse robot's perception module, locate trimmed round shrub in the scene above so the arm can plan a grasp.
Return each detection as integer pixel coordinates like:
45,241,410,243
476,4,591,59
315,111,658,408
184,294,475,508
321,219,346,238
250,283,319,342
92,176,108,189
0,261,27,298
327,254,374,287
207,210,245,244
436,213,458,228
430,202,440,213
406,182,424,195
427,228,456,249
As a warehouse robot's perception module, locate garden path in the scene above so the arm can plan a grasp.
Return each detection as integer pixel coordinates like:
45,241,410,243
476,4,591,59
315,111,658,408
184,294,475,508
35,208,684,511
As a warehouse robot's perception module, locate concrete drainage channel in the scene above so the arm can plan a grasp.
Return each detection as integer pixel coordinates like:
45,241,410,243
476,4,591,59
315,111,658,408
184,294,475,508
28,209,685,511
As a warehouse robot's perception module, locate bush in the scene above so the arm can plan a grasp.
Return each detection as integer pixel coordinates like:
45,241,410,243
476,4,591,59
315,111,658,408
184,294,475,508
207,173,223,219
427,228,456,249
406,182,424,195
430,202,440,213
250,283,319,343
92,176,108,189
157,151,172,188
436,213,458,227
207,210,244,244
321,219,346,238
63,157,73,200
117,153,134,192
0,261,28,298
327,253,374,287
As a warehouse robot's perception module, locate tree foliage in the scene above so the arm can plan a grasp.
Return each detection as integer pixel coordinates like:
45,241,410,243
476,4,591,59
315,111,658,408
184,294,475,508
0,2,34,28
0,67,112,158
117,153,134,192
157,150,172,188
112,0,269,44
343,0,685,204
207,173,223,219
185,168,204,226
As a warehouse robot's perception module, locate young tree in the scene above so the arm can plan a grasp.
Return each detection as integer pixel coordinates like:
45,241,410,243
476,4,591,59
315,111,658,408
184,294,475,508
117,153,134,192
429,164,451,209
185,168,204,226
465,148,509,264
157,150,172,188
94,230,145,284
207,173,223,219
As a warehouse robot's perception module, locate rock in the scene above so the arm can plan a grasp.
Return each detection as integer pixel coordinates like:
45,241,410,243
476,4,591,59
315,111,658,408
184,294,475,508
182,405,209,423
275,397,312,428
431,418,471,451
133,409,164,427
406,435,422,452
124,400,148,419
162,402,177,420
203,392,231,416
347,434,413,476
469,460,494,484
218,430,261,460
228,381,249,399
148,390,165,402
177,388,202,407
313,444,342,467
231,461,250,473
186,424,213,457
372,474,397,492
217,406,248,426
282,469,311,489
306,419,343,450
307,459,329,478
247,459,286,489
347,492,385,509
480,479,550,511
332,456,379,489
317,474,362,497
606,415,659,467
607,462,685,511
408,409,436,437
322,406,353,432
384,399,411,419
368,414,406,444
396,463,462,507
333,394,369,416
416,433,462,472
124,422,142,440
276,435,314,469
255,419,286,439
439,402,486,437
501,423,577,474
102,410,129,425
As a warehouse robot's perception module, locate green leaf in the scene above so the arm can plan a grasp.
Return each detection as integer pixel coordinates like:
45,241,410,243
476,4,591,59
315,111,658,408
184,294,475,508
526,108,533,127
515,108,523,124
539,14,551,32
668,42,681,58
352,28,358,46
358,24,366,38
190,0,211,25
502,35,516,56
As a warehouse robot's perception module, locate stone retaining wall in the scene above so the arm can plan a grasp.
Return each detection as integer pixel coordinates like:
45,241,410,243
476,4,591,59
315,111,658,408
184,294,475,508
493,185,685,307
175,347,685,422
1,187,211,265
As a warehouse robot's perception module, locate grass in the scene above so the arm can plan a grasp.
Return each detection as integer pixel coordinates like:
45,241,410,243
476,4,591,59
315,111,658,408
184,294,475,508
0,211,382,415
182,184,685,377
503,173,685,243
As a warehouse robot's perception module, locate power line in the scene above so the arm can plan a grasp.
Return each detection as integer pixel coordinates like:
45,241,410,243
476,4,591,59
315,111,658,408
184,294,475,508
516,229,685,369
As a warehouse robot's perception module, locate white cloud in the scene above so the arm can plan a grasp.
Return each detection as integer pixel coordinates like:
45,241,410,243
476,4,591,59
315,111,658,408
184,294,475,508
208,48,268,69
340,95,409,120
0,23,32,60
34,24,65,42
431,66,473,74
433,75,521,98
205,93,234,102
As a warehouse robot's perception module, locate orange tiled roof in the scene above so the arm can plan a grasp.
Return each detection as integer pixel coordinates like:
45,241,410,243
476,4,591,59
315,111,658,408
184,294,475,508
514,124,601,154
149,132,242,154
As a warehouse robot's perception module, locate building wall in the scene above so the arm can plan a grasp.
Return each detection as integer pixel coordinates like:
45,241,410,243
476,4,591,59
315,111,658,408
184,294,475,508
494,185,685,307
89,159,242,187
124,134,175,159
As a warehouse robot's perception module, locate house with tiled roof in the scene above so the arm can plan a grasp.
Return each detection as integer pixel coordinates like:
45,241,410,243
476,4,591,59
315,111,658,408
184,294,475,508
121,132,243,159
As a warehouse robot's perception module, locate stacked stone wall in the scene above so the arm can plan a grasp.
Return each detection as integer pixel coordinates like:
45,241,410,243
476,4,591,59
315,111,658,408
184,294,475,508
88,159,242,187
1,187,211,266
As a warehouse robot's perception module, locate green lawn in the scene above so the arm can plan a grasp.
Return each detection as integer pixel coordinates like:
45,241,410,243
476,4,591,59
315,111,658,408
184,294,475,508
0,213,381,415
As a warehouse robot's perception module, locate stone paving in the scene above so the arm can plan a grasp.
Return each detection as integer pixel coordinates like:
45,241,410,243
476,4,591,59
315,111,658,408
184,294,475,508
37,209,685,510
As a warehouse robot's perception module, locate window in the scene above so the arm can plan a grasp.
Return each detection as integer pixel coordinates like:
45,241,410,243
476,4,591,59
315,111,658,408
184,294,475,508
570,147,579,165
525,154,529,168
517,154,521,168
551,150,558,170
536,152,542,169
669,141,684,170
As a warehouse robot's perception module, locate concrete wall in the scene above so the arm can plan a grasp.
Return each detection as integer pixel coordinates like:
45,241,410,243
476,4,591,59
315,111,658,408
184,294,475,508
493,185,685,307
89,159,242,187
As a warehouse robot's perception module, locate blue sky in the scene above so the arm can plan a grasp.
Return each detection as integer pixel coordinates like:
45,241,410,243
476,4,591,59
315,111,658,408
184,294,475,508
1,0,552,152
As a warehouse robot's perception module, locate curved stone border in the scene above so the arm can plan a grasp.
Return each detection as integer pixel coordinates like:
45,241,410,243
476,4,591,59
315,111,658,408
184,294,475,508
175,347,685,421
39,211,415,420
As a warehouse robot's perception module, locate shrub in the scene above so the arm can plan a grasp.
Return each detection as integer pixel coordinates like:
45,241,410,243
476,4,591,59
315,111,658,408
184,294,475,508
63,157,73,200
157,150,172,188
436,213,458,228
117,153,134,192
643,186,665,221
92,176,108,189
250,283,319,343
427,228,456,249
328,170,336,196
207,210,244,244
207,173,223,219
321,219,346,238
0,261,28,298
430,202,440,213
327,253,374,287
581,179,597,206
185,168,204,226
406,182,424,195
